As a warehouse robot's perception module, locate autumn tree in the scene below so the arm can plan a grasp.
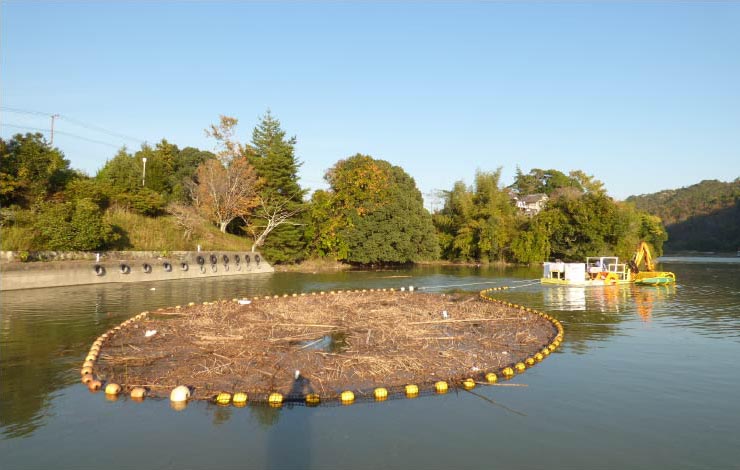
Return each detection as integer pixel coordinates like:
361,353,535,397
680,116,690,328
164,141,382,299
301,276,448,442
194,116,259,232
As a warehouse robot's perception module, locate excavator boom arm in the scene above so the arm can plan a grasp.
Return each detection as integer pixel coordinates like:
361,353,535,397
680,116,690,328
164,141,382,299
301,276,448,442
633,242,655,272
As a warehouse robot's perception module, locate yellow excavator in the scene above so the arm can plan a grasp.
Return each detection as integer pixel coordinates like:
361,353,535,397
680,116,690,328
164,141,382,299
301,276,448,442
629,242,676,285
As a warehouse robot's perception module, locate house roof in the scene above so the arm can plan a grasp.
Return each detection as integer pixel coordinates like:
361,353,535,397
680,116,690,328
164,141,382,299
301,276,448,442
521,193,548,203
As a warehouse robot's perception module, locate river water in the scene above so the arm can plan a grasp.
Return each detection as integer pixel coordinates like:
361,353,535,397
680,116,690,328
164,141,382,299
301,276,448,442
2,260,739,469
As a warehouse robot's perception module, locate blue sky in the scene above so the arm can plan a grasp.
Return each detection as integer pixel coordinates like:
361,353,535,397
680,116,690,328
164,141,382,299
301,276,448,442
2,1,739,202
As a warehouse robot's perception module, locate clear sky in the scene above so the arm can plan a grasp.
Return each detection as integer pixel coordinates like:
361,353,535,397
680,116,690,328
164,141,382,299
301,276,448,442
2,1,739,202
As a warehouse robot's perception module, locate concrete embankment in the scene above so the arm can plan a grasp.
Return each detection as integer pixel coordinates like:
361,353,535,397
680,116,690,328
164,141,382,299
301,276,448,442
0,251,273,291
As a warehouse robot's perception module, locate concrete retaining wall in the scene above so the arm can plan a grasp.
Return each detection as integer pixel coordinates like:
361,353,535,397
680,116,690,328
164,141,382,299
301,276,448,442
0,251,273,291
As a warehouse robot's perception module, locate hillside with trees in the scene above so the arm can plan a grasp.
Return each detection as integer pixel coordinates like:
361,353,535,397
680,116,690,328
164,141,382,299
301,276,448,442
1,116,672,265
626,179,740,253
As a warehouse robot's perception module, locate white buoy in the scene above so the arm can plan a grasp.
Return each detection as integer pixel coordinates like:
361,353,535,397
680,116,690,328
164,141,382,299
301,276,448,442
409,285,414,292
170,385,190,402
400,287,406,292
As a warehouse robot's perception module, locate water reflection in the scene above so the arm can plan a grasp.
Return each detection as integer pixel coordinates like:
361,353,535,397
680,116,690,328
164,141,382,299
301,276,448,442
2,261,739,447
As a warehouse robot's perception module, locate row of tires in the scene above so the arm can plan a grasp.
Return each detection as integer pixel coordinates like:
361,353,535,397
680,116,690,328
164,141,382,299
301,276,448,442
93,253,261,277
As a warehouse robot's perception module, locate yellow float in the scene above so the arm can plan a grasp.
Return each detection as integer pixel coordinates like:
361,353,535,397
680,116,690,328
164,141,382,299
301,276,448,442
233,392,248,406
373,387,388,400
434,381,449,393
268,393,283,406
216,392,231,405
340,390,355,403
305,394,320,406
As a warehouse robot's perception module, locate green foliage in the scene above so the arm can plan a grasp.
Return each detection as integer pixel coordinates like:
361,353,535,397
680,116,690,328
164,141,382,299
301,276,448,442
247,111,307,262
170,147,216,203
433,169,518,262
435,168,665,264
511,167,605,197
626,179,740,252
32,199,116,251
0,133,74,207
311,154,438,264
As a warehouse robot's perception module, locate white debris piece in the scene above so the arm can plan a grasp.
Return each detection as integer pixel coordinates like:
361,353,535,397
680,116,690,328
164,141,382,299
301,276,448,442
441,310,449,319
144,330,157,337
238,299,252,305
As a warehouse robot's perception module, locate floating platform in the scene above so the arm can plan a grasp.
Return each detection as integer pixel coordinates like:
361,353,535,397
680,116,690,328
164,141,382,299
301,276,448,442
82,288,563,406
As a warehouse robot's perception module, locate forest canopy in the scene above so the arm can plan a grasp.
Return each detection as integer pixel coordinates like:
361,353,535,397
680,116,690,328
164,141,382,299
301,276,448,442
0,117,699,263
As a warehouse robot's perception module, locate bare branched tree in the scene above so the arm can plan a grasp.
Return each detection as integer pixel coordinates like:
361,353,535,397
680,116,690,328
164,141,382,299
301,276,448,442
166,202,200,240
241,194,304,252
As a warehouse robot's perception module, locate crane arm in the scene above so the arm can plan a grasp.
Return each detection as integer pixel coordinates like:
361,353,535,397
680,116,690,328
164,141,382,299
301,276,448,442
633,242,655,272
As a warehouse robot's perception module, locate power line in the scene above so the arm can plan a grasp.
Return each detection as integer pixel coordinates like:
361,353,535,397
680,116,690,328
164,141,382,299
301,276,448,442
1,106,144,144
1,123,121,148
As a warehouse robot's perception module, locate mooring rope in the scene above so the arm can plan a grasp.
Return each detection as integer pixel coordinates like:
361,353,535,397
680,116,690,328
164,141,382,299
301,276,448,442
417,278,540,291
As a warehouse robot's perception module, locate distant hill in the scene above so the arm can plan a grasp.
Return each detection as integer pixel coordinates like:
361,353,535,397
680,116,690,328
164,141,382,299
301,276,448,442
626,179,740,253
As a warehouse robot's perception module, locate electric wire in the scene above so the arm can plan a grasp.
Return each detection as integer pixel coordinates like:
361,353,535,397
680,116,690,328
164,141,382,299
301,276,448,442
1,106,144,144
1,123,121,148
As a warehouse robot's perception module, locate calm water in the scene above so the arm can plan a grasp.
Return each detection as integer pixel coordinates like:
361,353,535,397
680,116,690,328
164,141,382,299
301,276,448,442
2,260,739,469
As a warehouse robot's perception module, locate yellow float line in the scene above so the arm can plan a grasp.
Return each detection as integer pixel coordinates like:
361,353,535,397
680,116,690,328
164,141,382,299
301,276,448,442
82,285,562,407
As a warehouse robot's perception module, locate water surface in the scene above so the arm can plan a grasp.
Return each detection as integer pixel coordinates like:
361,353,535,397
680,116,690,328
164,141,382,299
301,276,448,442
2,261,739,469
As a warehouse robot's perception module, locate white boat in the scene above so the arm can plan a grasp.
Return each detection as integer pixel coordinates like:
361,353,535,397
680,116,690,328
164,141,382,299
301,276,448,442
541,243,676,287
541,256,631,286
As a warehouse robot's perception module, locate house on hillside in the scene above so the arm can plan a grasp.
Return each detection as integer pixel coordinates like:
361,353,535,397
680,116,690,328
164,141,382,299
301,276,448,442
513,193,549,216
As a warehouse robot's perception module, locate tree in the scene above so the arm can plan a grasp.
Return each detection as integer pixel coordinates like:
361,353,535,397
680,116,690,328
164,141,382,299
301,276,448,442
241,194,304,252
432,169,517,262
0,133,73,207
169,147,216,203
511,168,592,196
313,154,438,264
32,198,116,250
246,111,306,262
192,157,259,233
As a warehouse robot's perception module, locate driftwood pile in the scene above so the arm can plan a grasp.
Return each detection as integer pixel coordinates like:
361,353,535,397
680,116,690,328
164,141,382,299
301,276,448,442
95,290,555,401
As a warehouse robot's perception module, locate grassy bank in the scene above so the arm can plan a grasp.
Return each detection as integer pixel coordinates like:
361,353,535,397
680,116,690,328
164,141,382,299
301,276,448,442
0,208,252,252
104,209,251,251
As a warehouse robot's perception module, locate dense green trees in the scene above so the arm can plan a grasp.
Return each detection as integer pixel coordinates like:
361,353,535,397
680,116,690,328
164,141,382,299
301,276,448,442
627,179,739,252
309,154,438,264
1,133,116,251
511,167,605,196
0,133,74,207
3,121,687,263
434,170,517,262
434,168,666,263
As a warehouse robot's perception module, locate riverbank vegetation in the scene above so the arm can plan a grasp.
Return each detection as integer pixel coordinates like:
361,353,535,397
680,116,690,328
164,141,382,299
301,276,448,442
1,111,683,263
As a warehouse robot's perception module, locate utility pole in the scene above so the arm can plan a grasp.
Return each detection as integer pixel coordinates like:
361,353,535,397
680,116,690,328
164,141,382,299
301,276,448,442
50,114,59,145
142,157,147,187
